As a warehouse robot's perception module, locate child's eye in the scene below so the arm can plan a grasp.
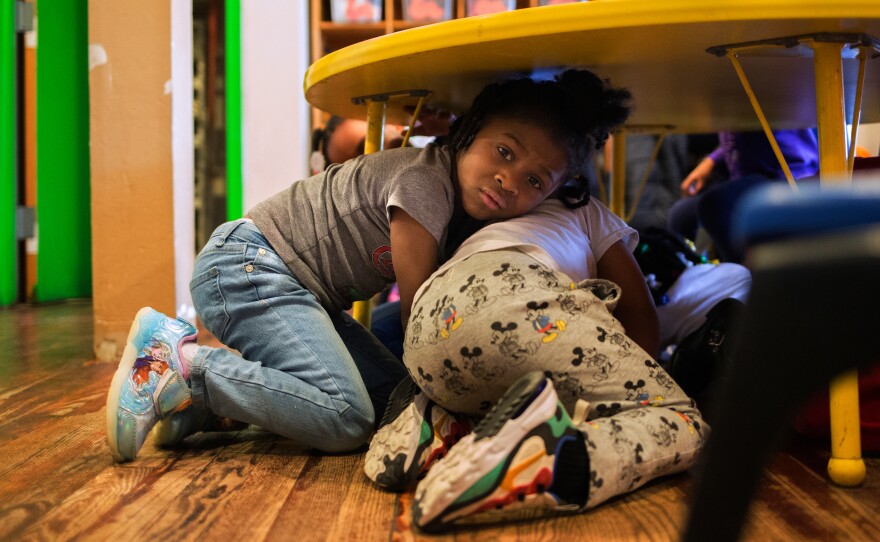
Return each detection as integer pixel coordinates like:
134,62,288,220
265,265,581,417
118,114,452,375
527,176,542,189
497,146,511,160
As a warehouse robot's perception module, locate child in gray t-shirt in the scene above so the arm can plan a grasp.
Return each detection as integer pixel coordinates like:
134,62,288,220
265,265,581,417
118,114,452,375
105,69,632,463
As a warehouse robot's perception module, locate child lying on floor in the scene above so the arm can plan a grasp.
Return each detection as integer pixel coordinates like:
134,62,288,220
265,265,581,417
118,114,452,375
364,196,710,532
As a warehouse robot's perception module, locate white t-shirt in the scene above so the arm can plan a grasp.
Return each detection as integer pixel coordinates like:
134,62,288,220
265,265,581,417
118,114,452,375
657,263,751,347
414,197,638,306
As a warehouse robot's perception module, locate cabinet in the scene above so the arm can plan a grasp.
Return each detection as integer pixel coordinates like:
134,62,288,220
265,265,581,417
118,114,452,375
309,1,549,62
308,0,567,125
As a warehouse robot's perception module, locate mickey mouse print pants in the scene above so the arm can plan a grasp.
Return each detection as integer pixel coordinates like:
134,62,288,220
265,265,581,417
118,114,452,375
404,249,709,508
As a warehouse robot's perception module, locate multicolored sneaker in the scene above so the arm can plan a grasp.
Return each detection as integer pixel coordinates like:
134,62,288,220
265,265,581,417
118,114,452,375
412,372,589,532
106,307,197,462
364,377,472,491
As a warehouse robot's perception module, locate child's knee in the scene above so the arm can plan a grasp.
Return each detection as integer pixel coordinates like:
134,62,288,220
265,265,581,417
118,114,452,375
317,406,374,453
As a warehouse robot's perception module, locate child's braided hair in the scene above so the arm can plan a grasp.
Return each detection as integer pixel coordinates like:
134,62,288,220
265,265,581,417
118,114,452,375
447,69,632,208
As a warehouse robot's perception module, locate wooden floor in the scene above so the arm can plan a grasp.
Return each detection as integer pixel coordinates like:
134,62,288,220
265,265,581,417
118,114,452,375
1,300,878,541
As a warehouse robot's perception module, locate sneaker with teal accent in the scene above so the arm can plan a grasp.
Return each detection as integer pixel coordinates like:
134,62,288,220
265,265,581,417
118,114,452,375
364,377,472,491
106,307,197,462
412,371,590,532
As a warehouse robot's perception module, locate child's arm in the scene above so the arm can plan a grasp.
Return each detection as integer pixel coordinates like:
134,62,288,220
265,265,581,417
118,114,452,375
390,207,439,324
596,240,660,357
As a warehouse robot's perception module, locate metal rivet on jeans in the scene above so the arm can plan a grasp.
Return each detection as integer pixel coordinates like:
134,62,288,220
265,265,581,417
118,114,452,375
245,264,254,272
258,248,267,255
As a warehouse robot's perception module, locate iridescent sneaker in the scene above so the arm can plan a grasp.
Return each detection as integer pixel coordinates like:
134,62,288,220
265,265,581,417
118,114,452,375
412,372,590,532
364,377,472,491
106,307,197,462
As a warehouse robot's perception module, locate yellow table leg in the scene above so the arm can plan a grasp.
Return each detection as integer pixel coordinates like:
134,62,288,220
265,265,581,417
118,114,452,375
350,99,388,329
828,370,866,486
363,99,387,155
813,40,865,487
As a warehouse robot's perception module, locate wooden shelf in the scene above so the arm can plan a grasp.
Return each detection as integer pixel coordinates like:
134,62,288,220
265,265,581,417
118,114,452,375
309,0,541,126
392,20,439,31
318,22,386,53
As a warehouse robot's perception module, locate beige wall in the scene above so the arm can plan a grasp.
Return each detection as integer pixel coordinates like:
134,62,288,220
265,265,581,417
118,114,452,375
89,0,176,361
86,1,311,360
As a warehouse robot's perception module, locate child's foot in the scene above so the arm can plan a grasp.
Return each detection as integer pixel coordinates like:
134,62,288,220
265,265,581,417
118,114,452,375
364,377,472,491
412,372,589,533
667,297,744,413
154,408,249,447
106,307,197,462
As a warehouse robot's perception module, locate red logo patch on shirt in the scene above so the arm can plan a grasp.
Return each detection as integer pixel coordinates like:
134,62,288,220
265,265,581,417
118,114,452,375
372,246,395,279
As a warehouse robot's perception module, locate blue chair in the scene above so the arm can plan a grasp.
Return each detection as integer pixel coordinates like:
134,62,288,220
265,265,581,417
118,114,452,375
682,179,880,542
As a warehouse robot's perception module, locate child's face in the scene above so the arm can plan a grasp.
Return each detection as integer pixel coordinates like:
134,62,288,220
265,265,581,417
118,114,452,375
455,117,567,221
326,119,404,165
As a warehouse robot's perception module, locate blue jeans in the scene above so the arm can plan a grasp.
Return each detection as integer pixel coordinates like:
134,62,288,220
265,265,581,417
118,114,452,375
370,300,404,361
189,219,407,452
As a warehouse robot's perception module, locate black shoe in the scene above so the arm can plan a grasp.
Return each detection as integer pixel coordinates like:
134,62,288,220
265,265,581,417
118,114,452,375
667,298,744,417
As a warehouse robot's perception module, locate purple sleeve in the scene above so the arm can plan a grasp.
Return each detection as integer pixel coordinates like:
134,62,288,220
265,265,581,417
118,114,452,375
708,146,725,164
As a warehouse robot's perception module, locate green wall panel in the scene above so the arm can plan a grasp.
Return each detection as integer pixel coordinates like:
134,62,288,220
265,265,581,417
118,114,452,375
1,0,17,305
225,0,242,220
35,0,91,300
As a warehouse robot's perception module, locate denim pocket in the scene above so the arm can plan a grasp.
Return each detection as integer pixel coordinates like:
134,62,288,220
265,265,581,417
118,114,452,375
245,249,305,302
250,246,289,275
190,266,230,341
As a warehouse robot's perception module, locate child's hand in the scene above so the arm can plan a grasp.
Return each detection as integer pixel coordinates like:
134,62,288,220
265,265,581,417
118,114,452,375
680,156,715,197
404,105,455,137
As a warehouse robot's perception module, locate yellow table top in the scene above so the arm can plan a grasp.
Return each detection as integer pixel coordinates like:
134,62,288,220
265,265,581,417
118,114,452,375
304,0,880,133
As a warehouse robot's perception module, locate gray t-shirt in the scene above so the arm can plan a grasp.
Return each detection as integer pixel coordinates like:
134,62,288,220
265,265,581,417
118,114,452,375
250,144,455,312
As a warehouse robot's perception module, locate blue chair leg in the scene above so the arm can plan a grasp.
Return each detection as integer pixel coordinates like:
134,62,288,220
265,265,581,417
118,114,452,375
682,230,880,542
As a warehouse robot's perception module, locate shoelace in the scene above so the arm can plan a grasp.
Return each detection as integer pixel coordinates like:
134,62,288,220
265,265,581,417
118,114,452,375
571,399,591,426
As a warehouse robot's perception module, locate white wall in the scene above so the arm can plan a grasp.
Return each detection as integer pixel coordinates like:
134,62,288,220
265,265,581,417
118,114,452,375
241,1,311,210
172,0,195,320
857,122,880,156
170,0,310,321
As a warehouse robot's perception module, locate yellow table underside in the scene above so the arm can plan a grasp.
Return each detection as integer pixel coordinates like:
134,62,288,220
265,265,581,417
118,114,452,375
305,0,880,133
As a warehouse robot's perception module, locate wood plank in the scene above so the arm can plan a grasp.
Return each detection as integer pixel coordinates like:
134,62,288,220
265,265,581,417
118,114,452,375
0,366,112,540
197,438,310,541
325,455,399,541
745,451,880,542
85,431,283,540
262,452,368,540
3,302,879,542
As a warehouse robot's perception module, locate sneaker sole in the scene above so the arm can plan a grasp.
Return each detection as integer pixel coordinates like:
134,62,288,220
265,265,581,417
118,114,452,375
413,372,569,532
106,307,158,462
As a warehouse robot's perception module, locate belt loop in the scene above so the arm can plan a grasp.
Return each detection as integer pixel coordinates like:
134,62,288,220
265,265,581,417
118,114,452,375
213,224,229,247
214,219,246,247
